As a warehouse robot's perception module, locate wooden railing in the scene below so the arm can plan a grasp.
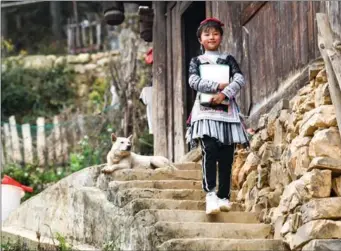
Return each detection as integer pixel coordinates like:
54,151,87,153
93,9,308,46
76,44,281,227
66,18,102,54
317,13,341,136
1,114,86,168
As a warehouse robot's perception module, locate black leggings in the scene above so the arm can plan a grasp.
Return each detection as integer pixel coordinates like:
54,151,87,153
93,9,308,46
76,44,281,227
200,135,235,199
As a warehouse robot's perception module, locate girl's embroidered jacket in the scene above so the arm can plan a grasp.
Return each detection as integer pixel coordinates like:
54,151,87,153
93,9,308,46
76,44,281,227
188,53,246,123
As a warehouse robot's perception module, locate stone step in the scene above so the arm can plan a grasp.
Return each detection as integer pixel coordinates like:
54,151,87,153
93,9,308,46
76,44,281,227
134,209,259,224
150,222,272,247
108,180,238,201
110,169,201,181
109,180,202,192
157,238,289,251
125,199,245,215
174,162,201,170
110,188,206,207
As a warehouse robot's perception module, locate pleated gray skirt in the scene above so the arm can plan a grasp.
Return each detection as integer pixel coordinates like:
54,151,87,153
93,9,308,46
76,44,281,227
190,119,249,145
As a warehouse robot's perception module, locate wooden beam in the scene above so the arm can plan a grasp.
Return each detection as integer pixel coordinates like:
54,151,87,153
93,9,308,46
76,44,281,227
241,1,267,26
173,4,186,161
152,1,168,157
316,13,341,136
206,1,212,17
1,0,47,8
167,1,176,11
179,2,192,15
316,14,341,89
166,7,174,161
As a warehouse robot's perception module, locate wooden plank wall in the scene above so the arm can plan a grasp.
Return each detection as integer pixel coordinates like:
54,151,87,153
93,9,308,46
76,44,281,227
211,1,326,116
210,2,247,113
153,1,187,161
152,1,340,161
211,2,243,62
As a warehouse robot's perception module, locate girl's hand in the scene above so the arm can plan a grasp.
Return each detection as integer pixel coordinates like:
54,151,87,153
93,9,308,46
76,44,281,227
211,93,226,105
218,83,229,90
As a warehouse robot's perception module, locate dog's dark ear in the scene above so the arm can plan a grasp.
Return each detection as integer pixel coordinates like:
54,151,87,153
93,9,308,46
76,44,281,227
111,133,117,142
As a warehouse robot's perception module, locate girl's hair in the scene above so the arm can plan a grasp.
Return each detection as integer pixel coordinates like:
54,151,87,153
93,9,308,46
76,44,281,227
196,19,224,39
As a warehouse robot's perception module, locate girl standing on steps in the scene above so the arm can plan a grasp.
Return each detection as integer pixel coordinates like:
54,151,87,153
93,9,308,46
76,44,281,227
188,18,249,215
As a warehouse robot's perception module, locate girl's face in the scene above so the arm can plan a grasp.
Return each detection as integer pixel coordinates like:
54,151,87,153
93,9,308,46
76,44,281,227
199,28,222,51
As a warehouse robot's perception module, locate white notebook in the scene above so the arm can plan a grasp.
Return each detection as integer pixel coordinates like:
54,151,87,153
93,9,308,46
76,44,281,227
199,64,230,83
199,64,230,105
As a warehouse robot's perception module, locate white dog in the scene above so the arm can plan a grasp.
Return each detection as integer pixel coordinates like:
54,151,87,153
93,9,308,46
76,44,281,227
101,133,177,174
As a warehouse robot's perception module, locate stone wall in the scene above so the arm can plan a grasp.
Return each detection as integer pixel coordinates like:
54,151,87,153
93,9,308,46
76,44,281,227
3,46,149,104
232,61,341,250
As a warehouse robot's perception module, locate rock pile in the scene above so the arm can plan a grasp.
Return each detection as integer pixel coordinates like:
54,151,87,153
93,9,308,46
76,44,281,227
232,62,341,250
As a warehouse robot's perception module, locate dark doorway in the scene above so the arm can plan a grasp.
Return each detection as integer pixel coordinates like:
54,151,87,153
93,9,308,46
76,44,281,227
182,2,206,124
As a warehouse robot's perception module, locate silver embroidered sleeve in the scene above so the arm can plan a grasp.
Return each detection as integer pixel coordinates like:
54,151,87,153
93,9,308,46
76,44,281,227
221,73,245,99
189,75,219,93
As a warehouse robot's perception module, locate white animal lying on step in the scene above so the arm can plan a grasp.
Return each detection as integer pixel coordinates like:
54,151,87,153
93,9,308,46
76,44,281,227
101,133,177,174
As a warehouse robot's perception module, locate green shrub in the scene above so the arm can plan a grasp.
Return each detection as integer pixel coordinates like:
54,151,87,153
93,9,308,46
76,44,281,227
55,233,74,251
2,163,68,201
1,238,30,251
69,135,102,173
1,63,76,124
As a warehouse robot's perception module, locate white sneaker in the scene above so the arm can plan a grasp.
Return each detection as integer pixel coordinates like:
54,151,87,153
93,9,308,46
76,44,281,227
218,198,232,212
206,192,220,215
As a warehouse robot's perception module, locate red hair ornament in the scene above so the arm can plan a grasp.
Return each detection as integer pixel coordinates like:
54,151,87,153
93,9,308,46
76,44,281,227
200,18,224,27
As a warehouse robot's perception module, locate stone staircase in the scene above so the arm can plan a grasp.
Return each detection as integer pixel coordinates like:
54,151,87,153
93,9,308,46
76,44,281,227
2,162,290,250
106,162,289,251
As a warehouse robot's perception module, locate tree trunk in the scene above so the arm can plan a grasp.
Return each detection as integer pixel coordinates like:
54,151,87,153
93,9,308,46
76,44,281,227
1,9,8,39
72,1,81,49
50,1,62,42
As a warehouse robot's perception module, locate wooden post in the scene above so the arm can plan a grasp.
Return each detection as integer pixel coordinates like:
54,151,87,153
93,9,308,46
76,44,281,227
37,117,46,166
81,23,87,49
89,23,94,49
22,123,33,164
9,116,22,164
152,2,168,158
317,13,341,136
67,19,73,54
53,116,62,164
3,123,13,163
96,22,101,51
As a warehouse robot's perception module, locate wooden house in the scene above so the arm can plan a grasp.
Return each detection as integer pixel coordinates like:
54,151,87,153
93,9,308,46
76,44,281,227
149,1,341,162
104,1,340,161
